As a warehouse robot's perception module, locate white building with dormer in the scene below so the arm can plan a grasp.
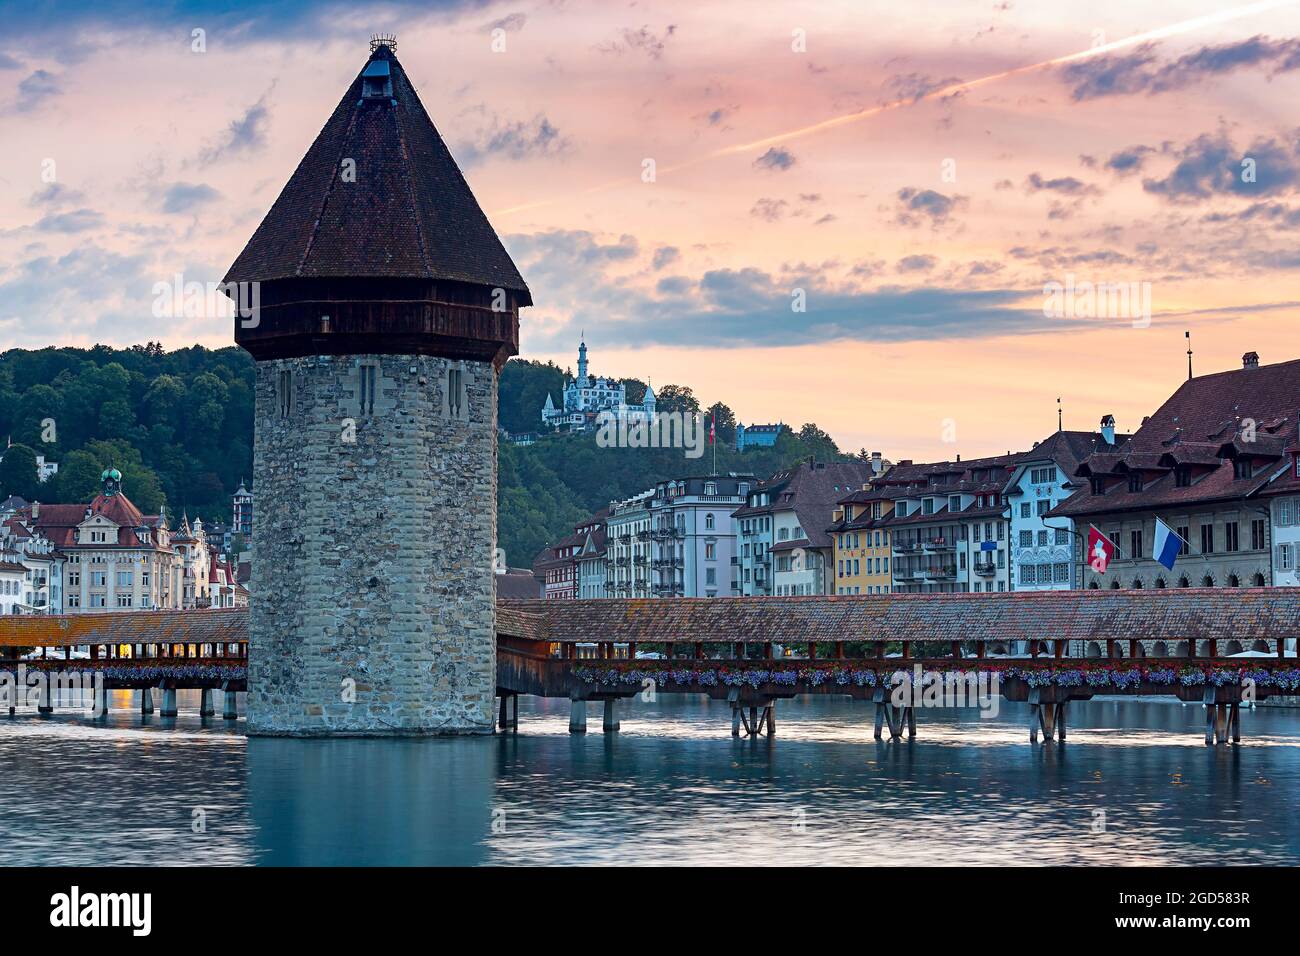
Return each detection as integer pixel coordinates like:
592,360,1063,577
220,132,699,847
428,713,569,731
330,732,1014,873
23,468,184,613
1,507,64,614
541,339,657,433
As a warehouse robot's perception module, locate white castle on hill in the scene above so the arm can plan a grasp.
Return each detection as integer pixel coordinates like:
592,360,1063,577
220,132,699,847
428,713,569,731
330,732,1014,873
541,339,657,433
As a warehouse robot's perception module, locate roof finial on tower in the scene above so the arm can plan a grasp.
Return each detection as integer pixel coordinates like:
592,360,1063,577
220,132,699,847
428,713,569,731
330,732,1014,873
370,33,397,53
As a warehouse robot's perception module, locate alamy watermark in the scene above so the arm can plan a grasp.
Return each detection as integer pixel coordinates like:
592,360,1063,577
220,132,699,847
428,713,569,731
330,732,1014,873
0,665,105,716
151,274,260,328
1043,274,1151,328
888,665,1001,719
594,409,704,459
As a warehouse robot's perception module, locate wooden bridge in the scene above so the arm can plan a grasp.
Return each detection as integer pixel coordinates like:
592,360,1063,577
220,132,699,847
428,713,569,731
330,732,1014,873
2,589,1298,744
495,589,1300,745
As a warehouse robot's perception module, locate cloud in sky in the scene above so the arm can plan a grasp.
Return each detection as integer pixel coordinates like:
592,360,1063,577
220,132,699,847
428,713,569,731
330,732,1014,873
503,228,1066,351
457,112,568,165
894,188,965,228
13,69,61,111
161,182,222,214
1061,35,1300,101
595,24,677,59
753,147,796,172
484,12,526,33
199,91,272,165
1143,128,1300,202
33,208,104,232
1104,145,1155,176
29,183,86,207
1024,173,1098,196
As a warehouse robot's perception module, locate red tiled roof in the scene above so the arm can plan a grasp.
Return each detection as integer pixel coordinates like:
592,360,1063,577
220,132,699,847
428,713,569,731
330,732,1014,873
24,494,171,551
497,569,542,600
0,608,248,648
733,461,873,547
1052,357,1300,518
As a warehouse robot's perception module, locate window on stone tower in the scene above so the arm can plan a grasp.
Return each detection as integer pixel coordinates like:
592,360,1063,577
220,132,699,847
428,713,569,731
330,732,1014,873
278,369,293,418
359,364,377,416
448,368,464,418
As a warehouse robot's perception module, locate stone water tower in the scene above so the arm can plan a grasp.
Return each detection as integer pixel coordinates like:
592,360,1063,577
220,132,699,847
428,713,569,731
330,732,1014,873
224,36,530,735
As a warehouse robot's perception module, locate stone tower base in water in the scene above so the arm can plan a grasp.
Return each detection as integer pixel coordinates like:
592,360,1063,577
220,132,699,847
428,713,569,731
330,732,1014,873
247,353,498,736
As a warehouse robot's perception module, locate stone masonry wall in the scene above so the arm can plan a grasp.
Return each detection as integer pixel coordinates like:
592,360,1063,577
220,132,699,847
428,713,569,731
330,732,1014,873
248,353,497,735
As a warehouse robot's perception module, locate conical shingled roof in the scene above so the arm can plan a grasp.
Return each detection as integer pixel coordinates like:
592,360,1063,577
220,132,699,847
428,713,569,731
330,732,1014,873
224,43,530,301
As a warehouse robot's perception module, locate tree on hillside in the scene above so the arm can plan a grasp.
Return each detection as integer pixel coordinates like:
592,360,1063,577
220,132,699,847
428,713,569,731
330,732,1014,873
12,384,62,450
705,402,737,444
80,439,166,514
656,384,700,416
499,359,565,434
797,422,841,460
0,443,40,501
51,450,102,504
621,378,647,405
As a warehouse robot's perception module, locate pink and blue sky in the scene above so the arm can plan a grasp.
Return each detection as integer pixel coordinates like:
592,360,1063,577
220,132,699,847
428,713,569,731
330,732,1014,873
3,0,1300,459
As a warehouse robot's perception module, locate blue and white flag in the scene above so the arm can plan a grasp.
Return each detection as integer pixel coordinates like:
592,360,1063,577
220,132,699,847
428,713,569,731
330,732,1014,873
1152,517,1184,571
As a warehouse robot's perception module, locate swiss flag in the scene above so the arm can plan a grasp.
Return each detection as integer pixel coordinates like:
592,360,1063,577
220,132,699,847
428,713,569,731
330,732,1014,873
709,415,716,445
1087,525,1116,575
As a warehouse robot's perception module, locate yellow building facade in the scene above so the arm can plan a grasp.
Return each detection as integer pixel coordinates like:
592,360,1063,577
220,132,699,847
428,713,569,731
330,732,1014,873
828,494,894,595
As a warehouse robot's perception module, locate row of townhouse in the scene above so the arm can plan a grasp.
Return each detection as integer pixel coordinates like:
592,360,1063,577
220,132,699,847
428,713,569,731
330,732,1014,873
1050,352,1300,590
827,350,1300,594
0,468,248,615
532,350,1300,599
827,431,1120,595
535,474,758,599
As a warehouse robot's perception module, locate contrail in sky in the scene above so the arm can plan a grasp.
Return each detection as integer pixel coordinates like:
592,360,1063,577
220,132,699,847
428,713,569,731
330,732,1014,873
494,0,1299,217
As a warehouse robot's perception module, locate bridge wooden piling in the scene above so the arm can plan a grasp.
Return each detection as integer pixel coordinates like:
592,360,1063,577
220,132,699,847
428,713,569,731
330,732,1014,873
160,688,177,718
568,697,587,734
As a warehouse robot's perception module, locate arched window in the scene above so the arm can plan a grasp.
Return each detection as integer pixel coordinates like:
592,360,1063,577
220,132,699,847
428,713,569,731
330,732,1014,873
1154,577,1167,589
1178,576,1190,588
705,513,714,530
1109,579,1120,589
1252,572,1266,586
1132,578,1143,589
1202,574,1214,588
1228,574,1240,587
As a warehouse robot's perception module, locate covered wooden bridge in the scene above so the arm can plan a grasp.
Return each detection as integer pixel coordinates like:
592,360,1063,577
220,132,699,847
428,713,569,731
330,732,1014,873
2,589,1297,743
496,589,1300,744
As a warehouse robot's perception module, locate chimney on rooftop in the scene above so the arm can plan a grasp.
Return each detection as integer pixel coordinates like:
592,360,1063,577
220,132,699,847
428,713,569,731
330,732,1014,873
1100,414,1116,446
871,450,882,473
1243,351,1260,369
31,502,38,519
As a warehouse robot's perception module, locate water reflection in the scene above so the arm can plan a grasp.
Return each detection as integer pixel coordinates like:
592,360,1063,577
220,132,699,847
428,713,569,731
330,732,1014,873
0,691,1296,865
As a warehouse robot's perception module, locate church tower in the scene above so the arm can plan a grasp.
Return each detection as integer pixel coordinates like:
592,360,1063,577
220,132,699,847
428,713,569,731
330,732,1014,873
225,37,530,735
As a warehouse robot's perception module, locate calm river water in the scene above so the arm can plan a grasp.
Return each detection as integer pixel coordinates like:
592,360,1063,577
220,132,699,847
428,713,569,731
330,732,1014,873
3,690,1298,865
